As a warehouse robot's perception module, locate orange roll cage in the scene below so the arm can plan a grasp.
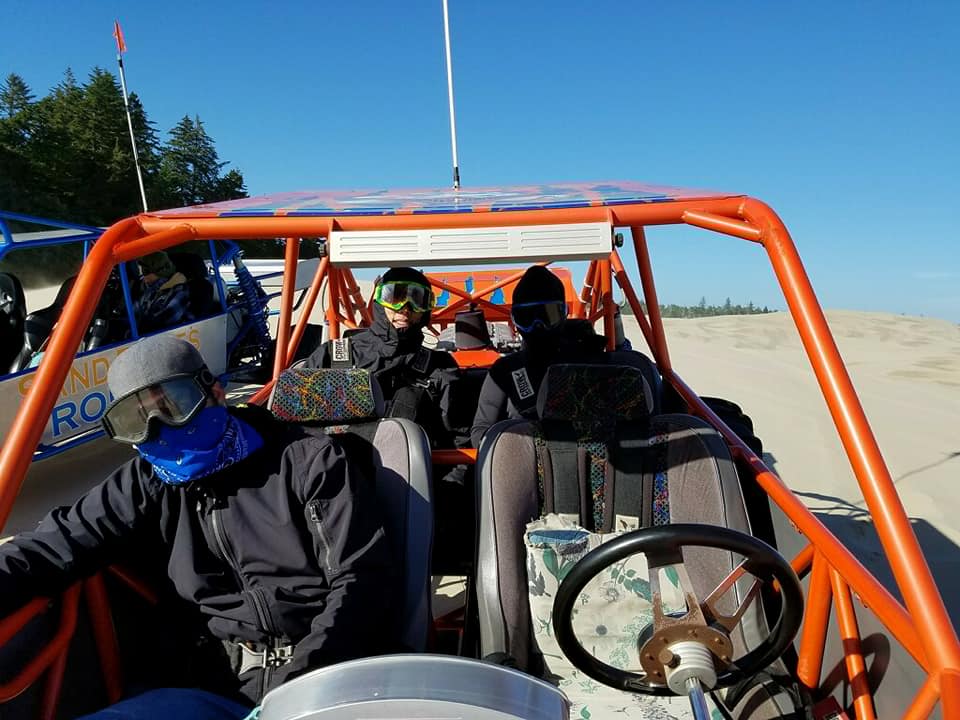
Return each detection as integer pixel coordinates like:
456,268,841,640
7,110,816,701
0,191,956,718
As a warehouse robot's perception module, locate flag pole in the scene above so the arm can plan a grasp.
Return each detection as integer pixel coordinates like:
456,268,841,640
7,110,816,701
114,20,148,212
441,0,461,191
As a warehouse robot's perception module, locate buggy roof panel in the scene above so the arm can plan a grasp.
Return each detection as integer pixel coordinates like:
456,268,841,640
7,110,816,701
145,181,738,219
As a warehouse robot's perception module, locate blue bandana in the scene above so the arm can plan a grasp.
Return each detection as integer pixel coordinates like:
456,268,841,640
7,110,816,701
136,406,264,485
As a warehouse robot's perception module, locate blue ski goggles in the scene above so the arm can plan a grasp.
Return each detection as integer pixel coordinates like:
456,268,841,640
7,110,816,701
511,300,567,334
102,369,216,444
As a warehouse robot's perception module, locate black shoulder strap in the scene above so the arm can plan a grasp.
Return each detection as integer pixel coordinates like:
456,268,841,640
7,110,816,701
609,422,649,531
329,337,353,369
539,421,583,524
508,365,538,416
409,347,432,377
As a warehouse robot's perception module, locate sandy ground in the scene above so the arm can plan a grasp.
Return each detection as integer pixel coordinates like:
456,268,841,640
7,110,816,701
5,283,959,624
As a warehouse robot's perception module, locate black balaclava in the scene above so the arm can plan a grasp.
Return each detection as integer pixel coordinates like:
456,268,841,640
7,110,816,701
512,266,566,353
370,267,434,354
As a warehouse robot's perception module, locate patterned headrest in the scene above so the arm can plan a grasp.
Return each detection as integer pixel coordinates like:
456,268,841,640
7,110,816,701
269,368,385,425
536,364,652,436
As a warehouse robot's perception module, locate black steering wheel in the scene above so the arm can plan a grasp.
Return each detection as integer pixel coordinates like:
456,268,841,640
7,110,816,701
552,524,804,696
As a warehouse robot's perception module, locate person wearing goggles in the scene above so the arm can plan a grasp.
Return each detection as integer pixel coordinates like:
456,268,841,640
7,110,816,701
304,267,457,415
0,334,397,718
470,265,608,448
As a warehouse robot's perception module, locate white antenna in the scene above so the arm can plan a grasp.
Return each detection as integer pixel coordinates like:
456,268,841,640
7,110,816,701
441,0,461,190
113,20,148,212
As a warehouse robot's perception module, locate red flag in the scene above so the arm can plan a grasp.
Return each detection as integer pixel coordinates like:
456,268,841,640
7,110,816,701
113,20,127,54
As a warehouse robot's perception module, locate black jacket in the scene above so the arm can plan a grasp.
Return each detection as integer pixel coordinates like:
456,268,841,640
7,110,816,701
0,405,397,702
305,305,458,443
470,320,608,447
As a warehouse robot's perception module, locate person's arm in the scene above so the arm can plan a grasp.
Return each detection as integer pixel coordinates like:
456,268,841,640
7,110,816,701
470,365,510,448
272,440,395,684
0,460,160,616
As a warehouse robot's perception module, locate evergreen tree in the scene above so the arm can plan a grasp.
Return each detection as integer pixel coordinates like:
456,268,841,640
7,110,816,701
0,74,34,119
158,115,246,208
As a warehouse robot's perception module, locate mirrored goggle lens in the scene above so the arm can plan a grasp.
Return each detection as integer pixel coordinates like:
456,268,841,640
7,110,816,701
376,282,433,312
512,301,567,333
103,376,208,443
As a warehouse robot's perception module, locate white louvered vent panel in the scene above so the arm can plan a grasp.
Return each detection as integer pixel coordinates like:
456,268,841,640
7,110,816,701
329,222,611,266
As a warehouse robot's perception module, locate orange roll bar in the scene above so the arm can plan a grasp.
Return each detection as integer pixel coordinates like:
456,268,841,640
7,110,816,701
904,673,941,720
0,585,80,703
609,249,656,352
598,259,616,350
285,257,329,366
272,238,301,383
84,575,123,704
0,218,139,530
682,209,763,242
790,543,814,578
325,268,341,341
112,223,197,263
39,648,68,720
797,552,833,689
432,449,477,465
830,569,877,720
741,197,960,674
668,370,928,668
632,227,672,371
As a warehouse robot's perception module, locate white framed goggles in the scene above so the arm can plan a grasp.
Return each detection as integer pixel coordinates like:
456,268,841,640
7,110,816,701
101,369,216,444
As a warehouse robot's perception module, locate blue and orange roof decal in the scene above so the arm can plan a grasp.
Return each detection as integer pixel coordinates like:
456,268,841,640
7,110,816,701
145,181,738,219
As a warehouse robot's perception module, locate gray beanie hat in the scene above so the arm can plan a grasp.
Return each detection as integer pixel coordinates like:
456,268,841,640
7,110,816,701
108,335,207,399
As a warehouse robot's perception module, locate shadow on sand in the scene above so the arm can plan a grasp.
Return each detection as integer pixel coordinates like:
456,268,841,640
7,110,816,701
794,488,960,628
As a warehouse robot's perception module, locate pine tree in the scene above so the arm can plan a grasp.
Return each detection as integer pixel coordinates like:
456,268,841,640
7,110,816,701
158,115,246,208
0,74,34,119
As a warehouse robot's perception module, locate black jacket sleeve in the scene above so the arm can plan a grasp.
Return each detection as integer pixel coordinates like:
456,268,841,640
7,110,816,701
470,362,511,448
272,439,395,683
0,459,160,616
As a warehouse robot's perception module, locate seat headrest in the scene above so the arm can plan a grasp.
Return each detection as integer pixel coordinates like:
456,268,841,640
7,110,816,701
455,309,493,350
536,363,652,435
269,368,385,425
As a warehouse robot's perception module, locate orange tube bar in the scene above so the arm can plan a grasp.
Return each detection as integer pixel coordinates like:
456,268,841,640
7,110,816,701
0,218,139,530
112,223,196,263
106,566,159,605
904,672,940,720
0,597,49,646
682,209,762,242
791,543,815,578
341,269,372,325
140,198,748,237
830,569,876,720
432,449,477,465
40,648,68,720
84,575,123,704
0,585,80,703
742,197,960,673
285,256,329,366
609,249,656,352
272,238,301,382
326,268,342,340
578,260,598,321
942,670,960,719
632,227,672,371
797,552,833,689
598,259,616,350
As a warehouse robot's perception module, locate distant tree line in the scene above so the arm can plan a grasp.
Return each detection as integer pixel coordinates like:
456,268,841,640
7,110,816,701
622,296,775,318
0,69,248,284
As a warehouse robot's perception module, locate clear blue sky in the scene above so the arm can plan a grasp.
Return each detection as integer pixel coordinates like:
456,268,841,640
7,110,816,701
3,1,958,320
